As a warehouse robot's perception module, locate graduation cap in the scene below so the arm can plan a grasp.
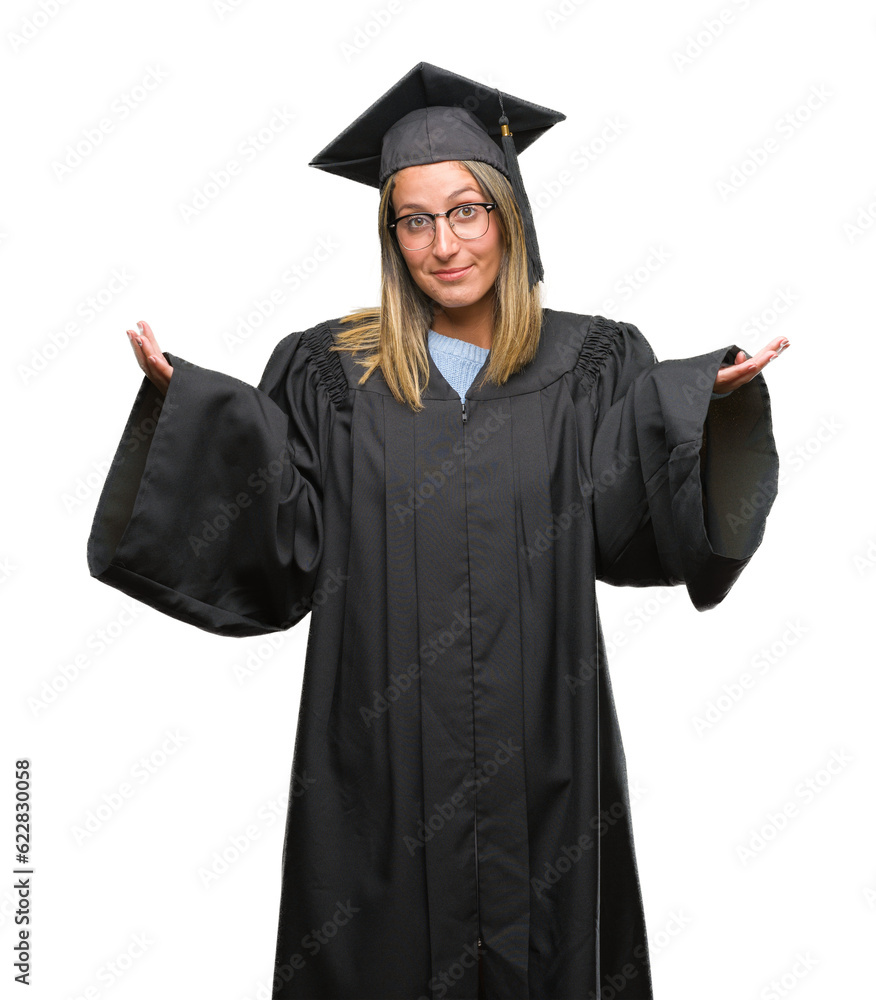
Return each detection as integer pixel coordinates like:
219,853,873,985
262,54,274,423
309,62,566,287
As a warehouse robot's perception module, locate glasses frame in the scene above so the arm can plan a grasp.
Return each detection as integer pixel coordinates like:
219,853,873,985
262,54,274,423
388,202,497,251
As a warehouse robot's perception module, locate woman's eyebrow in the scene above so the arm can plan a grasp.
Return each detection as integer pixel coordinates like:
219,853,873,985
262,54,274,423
395,187,482,214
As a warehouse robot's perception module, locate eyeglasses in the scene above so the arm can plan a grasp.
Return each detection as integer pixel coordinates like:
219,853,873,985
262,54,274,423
388,202,496,250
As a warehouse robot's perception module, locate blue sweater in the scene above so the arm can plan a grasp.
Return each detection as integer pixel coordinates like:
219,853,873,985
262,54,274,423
427,329,490,403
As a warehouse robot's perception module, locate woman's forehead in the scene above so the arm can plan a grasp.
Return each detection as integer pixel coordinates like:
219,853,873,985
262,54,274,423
391,161,484,209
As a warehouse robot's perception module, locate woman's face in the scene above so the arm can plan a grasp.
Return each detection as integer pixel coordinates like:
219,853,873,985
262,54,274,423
390,160,503,315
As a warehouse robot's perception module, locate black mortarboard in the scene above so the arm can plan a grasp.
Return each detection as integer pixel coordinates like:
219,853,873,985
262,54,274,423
309,62,565,287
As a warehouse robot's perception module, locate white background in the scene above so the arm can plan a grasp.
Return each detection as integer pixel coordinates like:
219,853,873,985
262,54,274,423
2,1,874,997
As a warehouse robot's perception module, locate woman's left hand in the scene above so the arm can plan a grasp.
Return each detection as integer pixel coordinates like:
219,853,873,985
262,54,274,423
713,336,790,394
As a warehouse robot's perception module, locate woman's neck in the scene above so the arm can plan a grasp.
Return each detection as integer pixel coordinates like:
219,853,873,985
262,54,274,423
430,299,494,350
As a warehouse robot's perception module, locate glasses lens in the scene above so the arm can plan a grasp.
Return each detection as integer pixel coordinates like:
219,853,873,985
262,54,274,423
449,204,489,240
397,215,435,250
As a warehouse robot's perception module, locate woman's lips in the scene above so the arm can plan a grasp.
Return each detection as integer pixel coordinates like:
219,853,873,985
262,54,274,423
432,265,472,281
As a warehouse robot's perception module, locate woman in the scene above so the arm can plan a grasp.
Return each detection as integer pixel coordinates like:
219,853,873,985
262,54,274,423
89,63,788,1000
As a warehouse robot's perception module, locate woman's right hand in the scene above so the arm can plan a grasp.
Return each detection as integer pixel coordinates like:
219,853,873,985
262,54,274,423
127,320,173,396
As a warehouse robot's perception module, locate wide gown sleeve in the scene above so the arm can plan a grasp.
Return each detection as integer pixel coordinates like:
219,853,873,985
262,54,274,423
87,331,327,637
590,319,779,611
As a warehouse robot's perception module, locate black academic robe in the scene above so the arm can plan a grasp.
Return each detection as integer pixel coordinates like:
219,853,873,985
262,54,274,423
87,310,779,1000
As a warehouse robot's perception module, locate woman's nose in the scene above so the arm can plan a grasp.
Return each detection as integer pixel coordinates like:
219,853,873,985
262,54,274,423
431,215,460,257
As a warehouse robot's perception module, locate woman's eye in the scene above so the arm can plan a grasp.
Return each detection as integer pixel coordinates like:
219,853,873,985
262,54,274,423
456,205,475,219
404,215,430,230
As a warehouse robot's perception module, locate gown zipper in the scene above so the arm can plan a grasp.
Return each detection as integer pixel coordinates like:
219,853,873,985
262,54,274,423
463,394,481,961
475,814,482,950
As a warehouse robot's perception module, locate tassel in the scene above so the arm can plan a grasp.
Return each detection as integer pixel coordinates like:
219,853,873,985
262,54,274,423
497,100,543,288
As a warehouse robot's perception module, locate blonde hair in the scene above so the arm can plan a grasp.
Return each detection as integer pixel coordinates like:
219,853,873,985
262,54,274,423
331,160,543,412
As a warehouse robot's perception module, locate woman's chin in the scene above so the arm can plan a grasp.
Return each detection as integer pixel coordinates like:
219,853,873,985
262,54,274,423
428,284,493,313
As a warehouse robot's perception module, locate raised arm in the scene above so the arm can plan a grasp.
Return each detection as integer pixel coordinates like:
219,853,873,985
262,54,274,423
589,319,782,611
88,323,330,636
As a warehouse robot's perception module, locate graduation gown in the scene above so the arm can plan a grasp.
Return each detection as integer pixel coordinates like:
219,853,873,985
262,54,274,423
87,310,779,1000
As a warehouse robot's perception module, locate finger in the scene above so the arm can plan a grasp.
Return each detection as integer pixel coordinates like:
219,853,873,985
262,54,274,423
145,352,174,395
717,356,775,392
137,319,161,356
127,326,151,361
751,336,790,365
145,353,172,377
135,322,153,354
715,352,755,383
714,354,766,391
132,322,168,372
127,329,148,372
714,369,741,391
